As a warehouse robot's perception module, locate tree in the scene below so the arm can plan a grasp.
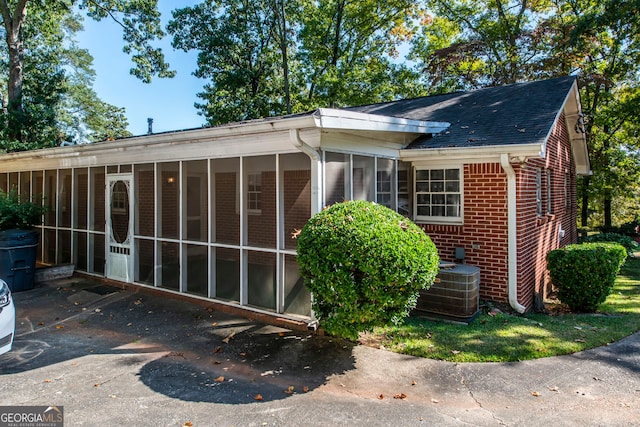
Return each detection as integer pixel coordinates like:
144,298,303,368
297,0,419,108
412,0,640,228
0,0,174,146
410,0,558,91
169,0,289,125
555,0,640,227
169,0,420,125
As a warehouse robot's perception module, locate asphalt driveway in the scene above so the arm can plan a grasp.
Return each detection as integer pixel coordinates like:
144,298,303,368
1,277,639,426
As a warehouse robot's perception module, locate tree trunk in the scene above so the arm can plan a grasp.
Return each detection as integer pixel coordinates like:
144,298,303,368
580,175,590,227
604,191,612,228
2,0,29,142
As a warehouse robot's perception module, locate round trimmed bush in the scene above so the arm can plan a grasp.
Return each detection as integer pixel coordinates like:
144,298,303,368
546,242,627,312
296,200,439,340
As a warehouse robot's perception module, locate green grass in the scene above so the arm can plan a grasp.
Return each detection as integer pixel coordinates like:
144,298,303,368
361,256,640,362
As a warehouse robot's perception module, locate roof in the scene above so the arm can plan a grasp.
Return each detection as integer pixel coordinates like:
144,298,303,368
348,76,578,150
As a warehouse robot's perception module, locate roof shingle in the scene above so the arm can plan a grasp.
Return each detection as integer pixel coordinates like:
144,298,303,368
348,76,577,150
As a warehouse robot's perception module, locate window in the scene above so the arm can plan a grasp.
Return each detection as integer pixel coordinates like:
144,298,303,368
111,181,128,214
536,168,543,216
546,170,552,215
247,172,262,213
415,167,462,222
376,170,392,208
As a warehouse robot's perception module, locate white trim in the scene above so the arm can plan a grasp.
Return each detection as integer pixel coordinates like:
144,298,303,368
413,166,464,224
315,108,450,135
401,143,544,164
501,154,526,314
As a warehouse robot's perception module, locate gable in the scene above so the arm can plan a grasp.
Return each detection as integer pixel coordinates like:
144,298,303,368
348,76,590,174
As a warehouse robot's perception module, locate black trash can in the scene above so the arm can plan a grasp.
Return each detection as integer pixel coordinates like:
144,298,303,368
0,229,39,292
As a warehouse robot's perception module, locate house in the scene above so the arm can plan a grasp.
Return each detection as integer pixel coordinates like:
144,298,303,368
0,76,588,326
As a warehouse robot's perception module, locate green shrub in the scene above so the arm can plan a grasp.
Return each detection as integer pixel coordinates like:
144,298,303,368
546,243,627,312
0,190,45,230
296,200,439,340
580,232,638,256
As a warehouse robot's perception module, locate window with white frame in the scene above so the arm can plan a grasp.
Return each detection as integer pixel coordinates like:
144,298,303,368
546,169,552,215
536,168,543,216
376,169,392,208
415,167,462,222
247,172,262,213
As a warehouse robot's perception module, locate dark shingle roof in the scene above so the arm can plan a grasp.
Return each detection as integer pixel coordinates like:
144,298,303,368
348,76,577,149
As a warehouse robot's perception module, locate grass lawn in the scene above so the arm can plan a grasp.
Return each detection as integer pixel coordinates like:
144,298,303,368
361,255,640,363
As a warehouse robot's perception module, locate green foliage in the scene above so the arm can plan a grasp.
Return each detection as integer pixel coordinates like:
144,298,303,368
0,190,46,230
0,0,166,150
580,232,639,256
168,0,420,125
547,242,628,312
296,200,439,340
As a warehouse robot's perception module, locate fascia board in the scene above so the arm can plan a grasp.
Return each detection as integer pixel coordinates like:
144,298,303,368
400,143,543,164
315,108,451,135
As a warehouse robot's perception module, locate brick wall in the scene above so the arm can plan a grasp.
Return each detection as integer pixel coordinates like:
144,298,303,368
215,172,240,244
283,170,311,250
417,114,578,310
136,169,155,237
247,171,277,249
515,113,577,308
419,163,509,302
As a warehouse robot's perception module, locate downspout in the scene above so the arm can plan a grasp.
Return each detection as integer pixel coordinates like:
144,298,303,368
290,129,322,215
290,129,322,331
500,154,526,313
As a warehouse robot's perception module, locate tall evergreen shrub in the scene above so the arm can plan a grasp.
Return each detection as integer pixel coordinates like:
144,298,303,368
546,243,627,312
296,200,439,340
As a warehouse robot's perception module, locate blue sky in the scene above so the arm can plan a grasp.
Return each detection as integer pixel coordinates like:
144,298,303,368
75,1,204,136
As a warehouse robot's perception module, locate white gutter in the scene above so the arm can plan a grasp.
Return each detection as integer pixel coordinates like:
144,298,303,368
290,129,322,215
500,153,526,314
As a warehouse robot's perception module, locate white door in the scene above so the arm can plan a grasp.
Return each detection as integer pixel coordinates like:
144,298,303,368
106,174,134,282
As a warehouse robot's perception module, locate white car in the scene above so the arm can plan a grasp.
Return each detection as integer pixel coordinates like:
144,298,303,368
0,279,15,355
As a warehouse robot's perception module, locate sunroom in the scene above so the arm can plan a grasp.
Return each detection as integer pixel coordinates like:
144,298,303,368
0,109,449,322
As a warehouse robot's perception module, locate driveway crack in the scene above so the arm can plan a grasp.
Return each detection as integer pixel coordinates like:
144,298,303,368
456,364,507,426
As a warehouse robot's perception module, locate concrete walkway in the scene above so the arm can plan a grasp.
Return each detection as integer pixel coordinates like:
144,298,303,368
1,277,638,426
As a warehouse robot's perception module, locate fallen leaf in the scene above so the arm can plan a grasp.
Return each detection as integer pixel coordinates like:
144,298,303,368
411,380,417,386
394,393,407,399
44,379,52,383
531,391,541,397
211,322,218,327
278,332,285,337
55,325,64,329
548,386,559,392
255,394,263,401
222,332,236,344
182,422,193,427
38,322,45,326
431,398,439,403
377,394,384,400
94,383,100,387
303,386,309,393
284,385,295,394
214,376,225,383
